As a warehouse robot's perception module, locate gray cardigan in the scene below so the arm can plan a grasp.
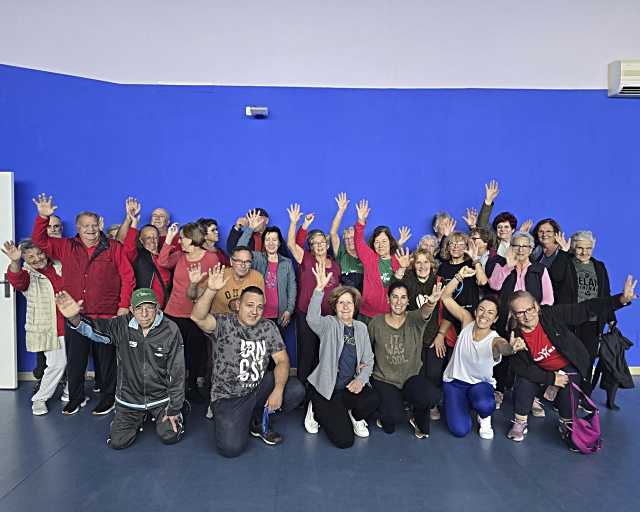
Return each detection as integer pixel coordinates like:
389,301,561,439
306,289,374,400
237,227,297,317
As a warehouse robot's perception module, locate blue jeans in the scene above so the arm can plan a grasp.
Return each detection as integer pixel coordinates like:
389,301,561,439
212,372,305,458
443,379,495,438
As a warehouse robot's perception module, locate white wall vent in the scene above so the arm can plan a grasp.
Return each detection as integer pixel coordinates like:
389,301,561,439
608,60,640,97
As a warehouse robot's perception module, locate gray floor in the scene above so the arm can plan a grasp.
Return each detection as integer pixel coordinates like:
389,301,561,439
0,381,638,512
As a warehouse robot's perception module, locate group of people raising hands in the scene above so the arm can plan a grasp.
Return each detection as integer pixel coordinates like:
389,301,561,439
1,181,636,457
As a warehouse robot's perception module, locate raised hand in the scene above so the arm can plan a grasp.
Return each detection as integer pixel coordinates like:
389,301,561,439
622,274,638,303
520,219,533,233
335,192,349,212
187,263,204,284
125,197,141,222
395,247,411,269
54,291,83,319
509,331,527,353
1,241,22,262
398,226,412,246
246,209,262,230
456,266,476,281
302,212,315,229
462,207,478,228
440,217,457,237
312,260,333,291
555,232,570,252
505,246,517,267
464,238,478,260
166,223,180,243
98,216,105,232
426,282,444,305
287,203,302,224
355,199,370,224
484,180,499,204
206,263,230,292
32,193,58,218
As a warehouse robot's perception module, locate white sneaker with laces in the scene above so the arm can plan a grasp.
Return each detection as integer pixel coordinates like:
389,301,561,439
478,415,494,439
348,410,369,438
304,401,319,434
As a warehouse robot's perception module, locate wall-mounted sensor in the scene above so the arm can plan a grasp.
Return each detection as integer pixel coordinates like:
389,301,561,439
245,106,269,118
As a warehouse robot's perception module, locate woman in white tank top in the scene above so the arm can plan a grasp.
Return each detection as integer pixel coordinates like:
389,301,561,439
440,266,527,439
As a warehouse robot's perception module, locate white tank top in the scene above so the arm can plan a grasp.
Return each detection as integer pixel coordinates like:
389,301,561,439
443,322,500,386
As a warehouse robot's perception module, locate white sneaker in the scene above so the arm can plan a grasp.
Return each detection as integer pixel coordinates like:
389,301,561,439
304,401,319,434
531,397,546,418
348,410,369,438
205,404,214,420
478,415,494,439
60,383,69,403
32,400,48,416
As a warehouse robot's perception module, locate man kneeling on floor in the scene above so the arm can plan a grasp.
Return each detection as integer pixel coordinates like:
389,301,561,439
191,264,305,458
55,288,186,449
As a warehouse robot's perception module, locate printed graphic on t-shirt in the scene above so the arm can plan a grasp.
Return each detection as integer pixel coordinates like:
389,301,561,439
384,334,409,365
577,270,597,298
265,267,277,290
238,338,267,388
344,326,356,346
532,343,558,363
224,289,241,312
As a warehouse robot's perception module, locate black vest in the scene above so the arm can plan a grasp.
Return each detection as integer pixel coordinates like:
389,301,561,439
132,249,170,304
496,262,545,336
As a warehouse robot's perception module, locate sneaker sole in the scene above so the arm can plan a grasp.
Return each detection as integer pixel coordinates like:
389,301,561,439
507,427,528,442
409,418,429,439
92,404,115,416
62,397,90,416
250,431,280,446
32,409,48,416
479,430,494,440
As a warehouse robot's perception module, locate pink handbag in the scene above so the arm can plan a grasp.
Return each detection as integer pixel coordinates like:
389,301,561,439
568,382,602,454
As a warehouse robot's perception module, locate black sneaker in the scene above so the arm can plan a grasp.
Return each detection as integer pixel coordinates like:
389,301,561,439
62,396,90,416
92,398,115,416
250,420,283,446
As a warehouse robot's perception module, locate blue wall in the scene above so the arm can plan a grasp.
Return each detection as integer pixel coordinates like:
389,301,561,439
1,64,638,371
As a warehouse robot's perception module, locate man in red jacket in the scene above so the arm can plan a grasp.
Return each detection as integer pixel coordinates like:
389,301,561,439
32,193,135,416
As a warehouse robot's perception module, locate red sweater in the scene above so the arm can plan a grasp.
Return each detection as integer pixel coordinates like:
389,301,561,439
354,222,400,317
32,215,135,317
7,263,65,336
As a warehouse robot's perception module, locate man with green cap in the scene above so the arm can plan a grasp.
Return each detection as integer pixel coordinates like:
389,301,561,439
54,287,186,449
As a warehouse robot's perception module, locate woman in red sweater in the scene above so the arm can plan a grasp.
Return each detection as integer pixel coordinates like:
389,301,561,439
354,199,401,322
158,222,219,401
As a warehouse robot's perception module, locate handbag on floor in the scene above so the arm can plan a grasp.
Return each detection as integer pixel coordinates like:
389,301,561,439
568,382,602,454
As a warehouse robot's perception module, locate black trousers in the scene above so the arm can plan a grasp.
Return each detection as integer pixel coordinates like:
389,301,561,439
310,386,380,449
371,376,441,434
513,365,580,419
166,315,208,389
575,321,600,395
109,404,183,450
64,323,116,403
421,345,452,389
295,313,320,385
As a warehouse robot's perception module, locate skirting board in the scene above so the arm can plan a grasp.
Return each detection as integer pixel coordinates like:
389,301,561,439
18,368,640,381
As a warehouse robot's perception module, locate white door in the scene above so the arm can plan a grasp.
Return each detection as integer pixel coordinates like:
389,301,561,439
0,171,17,389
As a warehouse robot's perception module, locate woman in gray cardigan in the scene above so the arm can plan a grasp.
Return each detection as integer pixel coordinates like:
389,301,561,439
304,260,380,448
236,215,296,335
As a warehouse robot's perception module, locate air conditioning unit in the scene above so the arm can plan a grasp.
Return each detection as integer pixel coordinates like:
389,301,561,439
608,60,640,97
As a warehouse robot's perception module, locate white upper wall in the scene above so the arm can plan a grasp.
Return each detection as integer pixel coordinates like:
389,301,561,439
1,0,638,88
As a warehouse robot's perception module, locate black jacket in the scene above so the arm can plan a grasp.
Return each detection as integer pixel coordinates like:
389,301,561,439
392,270,440,346
74,312,185,416
597,326,635,390
552,254,615,332
133,248,171,305
510,295,626,386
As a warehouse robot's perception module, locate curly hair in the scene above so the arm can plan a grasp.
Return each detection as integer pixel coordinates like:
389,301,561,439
327,286,362,313
492,211,517,232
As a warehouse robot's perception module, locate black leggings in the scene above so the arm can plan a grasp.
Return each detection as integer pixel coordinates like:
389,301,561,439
575,321,600,395
166,315,208,390
513,365,580,419
371,376,441,434
421,345,451,390
310,386,380,449
295,312,320,385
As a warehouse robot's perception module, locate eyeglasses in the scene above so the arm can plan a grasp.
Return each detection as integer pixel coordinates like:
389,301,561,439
512,305,537,319
470,237,483,242
510,244,531,250
449,242,466,248
134,304,157,314
310,240,327,246
231,258,252,266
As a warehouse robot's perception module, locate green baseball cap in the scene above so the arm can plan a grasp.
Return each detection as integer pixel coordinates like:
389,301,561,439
131,288,158,308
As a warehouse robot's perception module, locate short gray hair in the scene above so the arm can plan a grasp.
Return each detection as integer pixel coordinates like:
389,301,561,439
75,211,100,225
570,230,596,251
511,231,534,248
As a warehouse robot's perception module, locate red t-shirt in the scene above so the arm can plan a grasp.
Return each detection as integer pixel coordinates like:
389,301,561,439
263,260,279,319
521,323,570,371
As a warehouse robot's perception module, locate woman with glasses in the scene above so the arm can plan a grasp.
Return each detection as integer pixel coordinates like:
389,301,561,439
287,203,341,387
488,231,553,409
